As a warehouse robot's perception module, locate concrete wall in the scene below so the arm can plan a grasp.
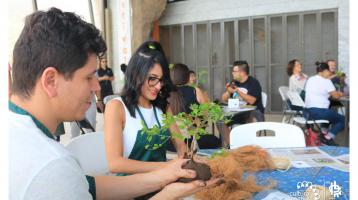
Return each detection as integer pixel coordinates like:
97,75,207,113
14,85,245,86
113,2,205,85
131,0,166,51
159,0,349,75
108,0,124,94
108,0,167,94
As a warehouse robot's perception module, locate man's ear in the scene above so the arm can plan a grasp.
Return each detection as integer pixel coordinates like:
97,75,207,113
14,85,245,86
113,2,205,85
40,67,60,98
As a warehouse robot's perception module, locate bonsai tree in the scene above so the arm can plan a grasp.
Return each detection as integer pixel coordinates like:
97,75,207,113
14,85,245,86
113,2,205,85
141,102,230,182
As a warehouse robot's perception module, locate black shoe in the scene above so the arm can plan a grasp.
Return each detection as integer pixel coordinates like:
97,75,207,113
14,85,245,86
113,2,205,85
320,135,338,146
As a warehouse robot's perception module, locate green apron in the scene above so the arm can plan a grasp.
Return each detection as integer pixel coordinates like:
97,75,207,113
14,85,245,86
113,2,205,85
9,101,97,200
128,106,170,161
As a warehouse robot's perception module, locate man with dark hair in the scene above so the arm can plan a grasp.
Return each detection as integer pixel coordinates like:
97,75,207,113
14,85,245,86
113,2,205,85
9,8,221,200
220,60,264,146
222,60,264,118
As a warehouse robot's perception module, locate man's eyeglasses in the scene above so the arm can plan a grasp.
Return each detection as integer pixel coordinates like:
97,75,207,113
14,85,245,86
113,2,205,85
232,70,240,73
147,76,164,87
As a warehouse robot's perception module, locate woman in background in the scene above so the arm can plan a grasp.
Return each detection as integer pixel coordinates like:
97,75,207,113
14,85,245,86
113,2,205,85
304,62,344,146
168,63,220,150
287,59,307,111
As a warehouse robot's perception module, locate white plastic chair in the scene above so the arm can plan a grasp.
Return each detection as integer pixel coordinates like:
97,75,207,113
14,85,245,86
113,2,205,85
230,122,306,149
261,92,267,108
103,94,120,105
286,91,329,125
278,86,301,123
65,131,110,176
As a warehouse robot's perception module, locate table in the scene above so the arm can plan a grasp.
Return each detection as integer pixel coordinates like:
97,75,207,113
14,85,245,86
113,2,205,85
216,105,257,147
339,97,349,146
221,105,256,116
198,146,349,200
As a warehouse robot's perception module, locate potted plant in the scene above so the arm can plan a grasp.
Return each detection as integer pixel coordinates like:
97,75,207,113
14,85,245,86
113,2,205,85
141,102,230,182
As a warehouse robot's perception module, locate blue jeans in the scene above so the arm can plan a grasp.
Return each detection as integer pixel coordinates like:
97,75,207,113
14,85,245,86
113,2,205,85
304,107,345,136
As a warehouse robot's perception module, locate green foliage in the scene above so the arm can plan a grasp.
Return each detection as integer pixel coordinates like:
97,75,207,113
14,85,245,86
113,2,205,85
335,70,345,78
210,148,229,159
141,102,227,152
198,70,208,85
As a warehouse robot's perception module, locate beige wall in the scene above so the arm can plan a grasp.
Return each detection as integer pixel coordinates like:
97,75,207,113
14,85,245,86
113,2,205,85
131,0,166,52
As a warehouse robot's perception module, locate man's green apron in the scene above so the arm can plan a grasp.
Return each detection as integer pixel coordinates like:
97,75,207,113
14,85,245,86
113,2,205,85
9,101,97,200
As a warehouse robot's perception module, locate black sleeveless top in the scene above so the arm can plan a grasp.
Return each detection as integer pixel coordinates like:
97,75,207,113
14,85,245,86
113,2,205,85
177,85,199,113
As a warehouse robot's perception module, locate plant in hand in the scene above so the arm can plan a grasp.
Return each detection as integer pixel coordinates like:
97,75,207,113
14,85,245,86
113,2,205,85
141,102,230,182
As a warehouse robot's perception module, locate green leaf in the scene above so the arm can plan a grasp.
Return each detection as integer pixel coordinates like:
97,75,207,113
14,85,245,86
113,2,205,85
210,148,229,159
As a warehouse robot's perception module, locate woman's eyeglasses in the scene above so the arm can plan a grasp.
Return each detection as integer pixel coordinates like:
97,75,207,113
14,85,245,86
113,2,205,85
147,76,164,87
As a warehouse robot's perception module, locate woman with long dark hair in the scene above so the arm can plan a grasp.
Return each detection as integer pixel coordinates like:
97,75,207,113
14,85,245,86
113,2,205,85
104,41,187,175
167,63,221,150
169,63,209,114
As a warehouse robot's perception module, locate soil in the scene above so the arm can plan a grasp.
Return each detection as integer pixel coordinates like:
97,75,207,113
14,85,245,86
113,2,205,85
178,159,212,183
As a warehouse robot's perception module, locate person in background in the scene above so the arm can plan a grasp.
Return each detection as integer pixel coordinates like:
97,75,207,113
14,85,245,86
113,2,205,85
221,61,264,147
121,63,127,74
188,70,197,86
104,41,188,177
97,57,114,103
287,59,307,110
221,60,265,122
327,59,345,107
304,61,344,146
9,8,221,200
327,59,337,79
167,63,219,150
170,63,209,114
287,59,307,94
327,59,341,89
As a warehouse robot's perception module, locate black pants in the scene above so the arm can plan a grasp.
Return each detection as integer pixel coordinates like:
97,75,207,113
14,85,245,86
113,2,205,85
166,134,222,151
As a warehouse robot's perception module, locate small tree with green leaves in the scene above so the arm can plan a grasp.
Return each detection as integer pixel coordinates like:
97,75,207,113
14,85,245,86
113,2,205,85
141,102,230,159
141,102,230,182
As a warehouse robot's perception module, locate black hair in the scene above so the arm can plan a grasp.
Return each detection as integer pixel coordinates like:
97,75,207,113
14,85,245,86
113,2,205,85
233,60,250,74
188,70,196,75
315,61,330,73
12,7,106,98
171,63,190,85
120,63,127,73
287,59,299,76
326,59,336,64
120,41,175,117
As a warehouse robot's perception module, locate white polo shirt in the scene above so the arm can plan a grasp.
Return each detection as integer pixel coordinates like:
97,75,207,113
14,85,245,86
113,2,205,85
305,75,336,109
9,111,94,200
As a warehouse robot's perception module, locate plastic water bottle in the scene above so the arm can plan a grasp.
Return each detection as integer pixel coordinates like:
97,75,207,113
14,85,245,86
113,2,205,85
233,91,239,99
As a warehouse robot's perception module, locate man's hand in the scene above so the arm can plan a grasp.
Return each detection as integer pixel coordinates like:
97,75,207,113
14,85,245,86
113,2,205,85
225,83,236,94
158,159,196,185
151,177,224,200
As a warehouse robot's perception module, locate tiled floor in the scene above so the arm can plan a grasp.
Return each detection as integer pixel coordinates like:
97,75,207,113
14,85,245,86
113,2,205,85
59,113,349,147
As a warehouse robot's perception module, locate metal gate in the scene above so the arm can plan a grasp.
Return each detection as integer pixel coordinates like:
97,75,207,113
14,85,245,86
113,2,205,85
160,9,338,113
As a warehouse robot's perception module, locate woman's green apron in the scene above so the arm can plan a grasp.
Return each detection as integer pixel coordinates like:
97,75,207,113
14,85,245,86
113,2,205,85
117,106,171,177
